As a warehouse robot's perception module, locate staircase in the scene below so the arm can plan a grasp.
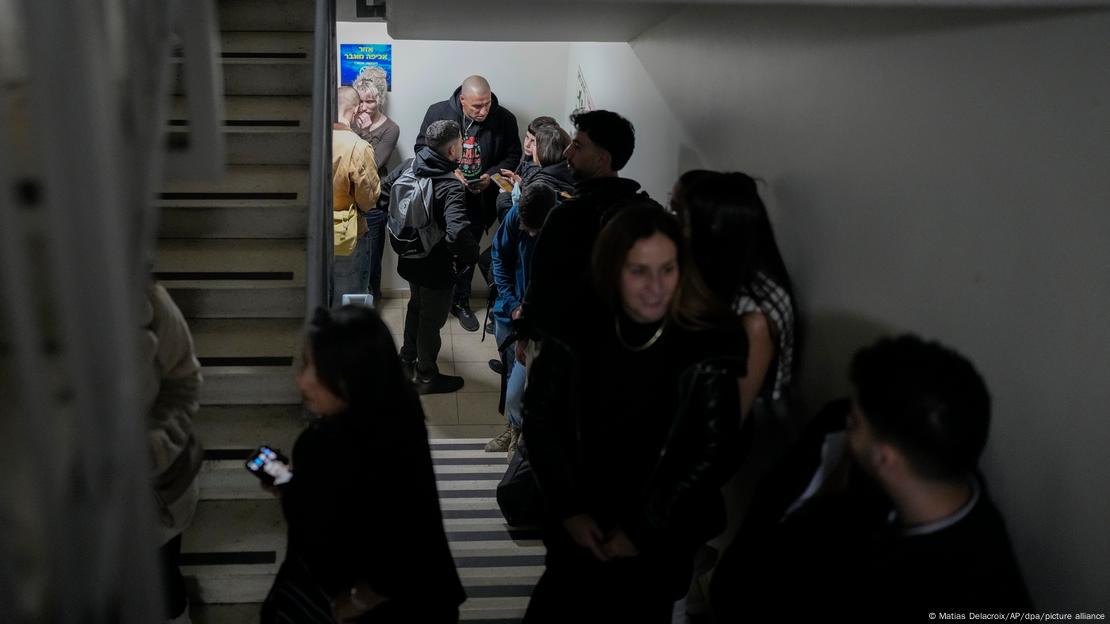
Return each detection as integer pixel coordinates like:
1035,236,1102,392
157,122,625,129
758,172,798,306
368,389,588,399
154,0,316,619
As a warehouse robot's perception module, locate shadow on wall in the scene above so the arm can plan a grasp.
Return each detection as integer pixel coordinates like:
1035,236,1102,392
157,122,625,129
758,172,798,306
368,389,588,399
794,310,898,426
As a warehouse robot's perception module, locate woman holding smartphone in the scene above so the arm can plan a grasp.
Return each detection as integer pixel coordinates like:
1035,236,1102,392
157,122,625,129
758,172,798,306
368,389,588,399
261,306,465,623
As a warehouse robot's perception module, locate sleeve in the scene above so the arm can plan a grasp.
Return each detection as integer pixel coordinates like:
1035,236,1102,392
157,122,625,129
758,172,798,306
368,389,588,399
443,182,478,264
520,340,586,520
413,106,436,151
491,208,521,317
352,142,381,213
147,284,202,476
373,121,400,168
517,204,572,340
495,188,514,223
486,112,522,177
375,160,405,213
631,355,751,545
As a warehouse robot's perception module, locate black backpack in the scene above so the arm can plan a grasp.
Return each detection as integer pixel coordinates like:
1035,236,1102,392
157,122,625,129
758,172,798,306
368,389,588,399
387,160,455,259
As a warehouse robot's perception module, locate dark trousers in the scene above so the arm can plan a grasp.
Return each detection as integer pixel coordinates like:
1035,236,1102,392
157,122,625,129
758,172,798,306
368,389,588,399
400,283,454,379
523,548,677,624
452,222,486,307
159,534,188,618
365,208,387,301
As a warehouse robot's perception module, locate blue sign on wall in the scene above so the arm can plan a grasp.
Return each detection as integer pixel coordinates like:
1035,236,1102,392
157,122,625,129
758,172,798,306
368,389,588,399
339,44,392,90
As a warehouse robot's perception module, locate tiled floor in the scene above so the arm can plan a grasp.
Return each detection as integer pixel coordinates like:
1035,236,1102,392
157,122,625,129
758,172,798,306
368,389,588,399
378,296,509,441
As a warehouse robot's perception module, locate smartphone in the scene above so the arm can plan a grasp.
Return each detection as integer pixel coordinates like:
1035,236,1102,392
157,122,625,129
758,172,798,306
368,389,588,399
245,445,293,486
466,178,484,189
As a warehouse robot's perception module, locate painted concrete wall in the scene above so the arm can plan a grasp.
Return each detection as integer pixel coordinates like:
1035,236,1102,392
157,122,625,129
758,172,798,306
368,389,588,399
631,6,1110,609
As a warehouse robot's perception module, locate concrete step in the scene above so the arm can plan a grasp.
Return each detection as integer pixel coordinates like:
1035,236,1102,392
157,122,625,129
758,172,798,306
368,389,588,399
169,96,313,127
217,0,315,32
161,164,308,202
165,285,304,319
199,365,301,405
194,404,305,452
159,205,306,239
190,318,303,360
172,32,313,96
154,238,306,288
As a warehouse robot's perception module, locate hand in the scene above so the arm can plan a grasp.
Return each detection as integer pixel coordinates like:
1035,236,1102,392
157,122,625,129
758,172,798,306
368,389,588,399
563,514,609,562
500,169,522,186
511,306,522,321
467,173,491,193
453,169,468,186
332,583,387,622
602,529,640,559
515,338,529,365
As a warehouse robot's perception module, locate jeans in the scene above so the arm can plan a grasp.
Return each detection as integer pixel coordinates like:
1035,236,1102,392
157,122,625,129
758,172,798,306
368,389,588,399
400,283,454,380
364,209,387,301
495,320,526,428
331,232,370,308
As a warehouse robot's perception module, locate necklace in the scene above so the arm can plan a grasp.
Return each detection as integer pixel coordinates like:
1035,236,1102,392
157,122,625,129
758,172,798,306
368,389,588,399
615,316,667,352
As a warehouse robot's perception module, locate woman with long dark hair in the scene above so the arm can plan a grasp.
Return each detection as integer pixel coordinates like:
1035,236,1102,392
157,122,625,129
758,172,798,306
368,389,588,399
676,171,796,416
261,306,465,623
521,203,752,623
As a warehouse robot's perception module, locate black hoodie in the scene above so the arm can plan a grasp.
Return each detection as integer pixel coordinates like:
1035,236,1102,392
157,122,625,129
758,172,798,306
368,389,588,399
377,145,479,289
520,176,661,346
415,86,522,228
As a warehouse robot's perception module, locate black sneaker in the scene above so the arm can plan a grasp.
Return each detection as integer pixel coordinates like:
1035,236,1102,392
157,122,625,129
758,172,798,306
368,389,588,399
484,317,496,335
452,304,480,332
415,373,465,395
488,358,504,375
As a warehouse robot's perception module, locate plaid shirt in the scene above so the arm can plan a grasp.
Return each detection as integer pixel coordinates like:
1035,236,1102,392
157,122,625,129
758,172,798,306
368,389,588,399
733,272,794,401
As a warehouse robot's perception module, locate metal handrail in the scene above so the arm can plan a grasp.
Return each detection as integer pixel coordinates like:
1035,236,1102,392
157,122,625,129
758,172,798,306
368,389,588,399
306,0,338,315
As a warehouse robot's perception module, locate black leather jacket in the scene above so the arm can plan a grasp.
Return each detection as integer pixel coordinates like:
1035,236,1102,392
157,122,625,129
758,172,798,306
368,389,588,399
522,336,753,549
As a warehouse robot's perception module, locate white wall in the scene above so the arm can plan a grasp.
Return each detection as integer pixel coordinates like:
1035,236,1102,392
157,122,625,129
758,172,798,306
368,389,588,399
631,7,1110,609
563,42,702,203
335,22,571,293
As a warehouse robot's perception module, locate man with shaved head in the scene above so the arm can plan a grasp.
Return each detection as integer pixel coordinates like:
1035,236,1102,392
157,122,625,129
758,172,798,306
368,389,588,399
416,75,521,332
332,85,381,307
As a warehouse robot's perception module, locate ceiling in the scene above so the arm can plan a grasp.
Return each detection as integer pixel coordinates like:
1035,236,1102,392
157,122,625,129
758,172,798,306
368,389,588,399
338,0,1110,42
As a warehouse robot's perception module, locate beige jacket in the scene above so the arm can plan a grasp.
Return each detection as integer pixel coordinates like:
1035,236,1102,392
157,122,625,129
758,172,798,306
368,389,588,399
333,124,382,238
140,283,203,543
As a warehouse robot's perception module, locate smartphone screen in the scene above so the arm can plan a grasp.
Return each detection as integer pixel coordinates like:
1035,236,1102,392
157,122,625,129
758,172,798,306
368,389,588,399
245,446,293,486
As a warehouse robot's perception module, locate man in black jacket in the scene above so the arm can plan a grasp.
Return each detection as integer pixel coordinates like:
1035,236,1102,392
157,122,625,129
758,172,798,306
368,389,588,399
415,75,522,332
380,120,478,394
518,109,660,351
710,336,1033,620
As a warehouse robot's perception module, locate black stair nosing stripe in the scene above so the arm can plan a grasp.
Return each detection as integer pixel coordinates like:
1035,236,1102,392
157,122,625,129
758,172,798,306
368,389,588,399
454,555,546,568
435,472,504,482
458,620,523,624
199,356,295,367
159,190,299,197
464,585,535,599
433,458,512,466
428,443,487,451
442,509,505,520
180,550,276,566
221,52,309,59
153,271,295,281
438,490,495,499
205,448,264,461
446,530,542,542
169,119,301,128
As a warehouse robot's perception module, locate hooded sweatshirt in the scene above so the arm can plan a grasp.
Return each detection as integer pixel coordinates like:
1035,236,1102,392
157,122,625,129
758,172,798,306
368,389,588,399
378,145,479,289
415,86,522,228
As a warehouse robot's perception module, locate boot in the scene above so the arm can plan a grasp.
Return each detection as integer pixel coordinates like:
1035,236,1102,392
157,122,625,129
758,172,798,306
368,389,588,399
484,423,512,452
506,426,522,462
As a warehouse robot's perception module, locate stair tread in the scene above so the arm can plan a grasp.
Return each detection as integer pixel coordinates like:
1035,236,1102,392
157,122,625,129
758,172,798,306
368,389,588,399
190,318,303,358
